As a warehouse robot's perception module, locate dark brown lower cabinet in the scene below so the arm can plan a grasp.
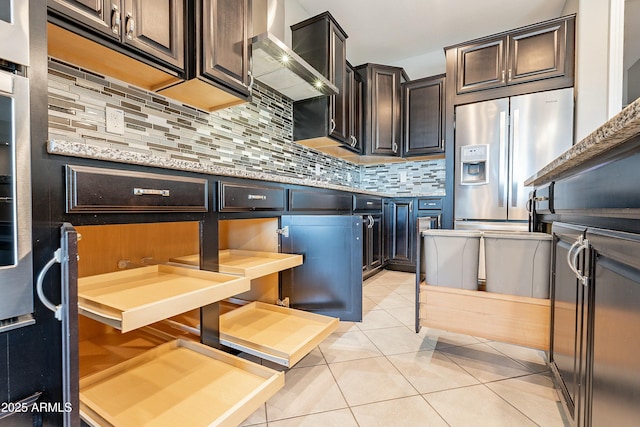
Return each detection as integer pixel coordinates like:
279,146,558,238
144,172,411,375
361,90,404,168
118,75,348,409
362,213,383,279
551,222,640,426
384,198,415,271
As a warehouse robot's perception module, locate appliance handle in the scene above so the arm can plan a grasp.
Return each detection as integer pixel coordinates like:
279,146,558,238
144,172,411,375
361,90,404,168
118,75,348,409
36,249,64,321
510,108,519,207
498,110,508,207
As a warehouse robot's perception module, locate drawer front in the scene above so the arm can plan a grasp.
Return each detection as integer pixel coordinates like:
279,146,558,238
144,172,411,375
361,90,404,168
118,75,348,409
289,189,352,212
418,198,443,210
219,182,286,211
66,165,208,213
534,184,553,214
353,195,383,212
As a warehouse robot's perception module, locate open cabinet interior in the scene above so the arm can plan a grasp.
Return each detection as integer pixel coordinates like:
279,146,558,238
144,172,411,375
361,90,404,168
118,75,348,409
74,221,283,427
215,218,339,368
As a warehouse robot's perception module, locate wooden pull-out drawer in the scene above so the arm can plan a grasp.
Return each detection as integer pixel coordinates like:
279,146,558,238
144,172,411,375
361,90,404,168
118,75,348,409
80,339,284,427
220,301,339,367
171,249,303,279
78,265,250,333
66,165,208,213
219,181,286,211
419,283,550,350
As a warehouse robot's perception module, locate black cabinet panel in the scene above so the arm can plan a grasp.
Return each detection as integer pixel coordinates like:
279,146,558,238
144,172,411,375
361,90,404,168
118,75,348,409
289,189,352,212
418,198,443,210
456,38,505,94
123,0,184,68
48,0,116,40
201,0,250,91
587,228,640,427
280,215,362,321
353,195,382,212
357,64,403,156
384,198,415,269
66,165,208,213
550,223,588,423
219,181,285,212
403,75,445,156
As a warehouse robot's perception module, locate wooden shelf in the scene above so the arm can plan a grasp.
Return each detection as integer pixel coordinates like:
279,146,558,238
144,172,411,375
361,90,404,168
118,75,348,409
79,339,284,427
78,327,171,379
220,302,339,367
171,249,303,279
78,265,250,333
419,283,550,350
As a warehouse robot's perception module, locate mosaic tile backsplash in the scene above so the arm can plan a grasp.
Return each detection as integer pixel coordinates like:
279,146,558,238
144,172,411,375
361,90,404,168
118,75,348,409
47,58,445,195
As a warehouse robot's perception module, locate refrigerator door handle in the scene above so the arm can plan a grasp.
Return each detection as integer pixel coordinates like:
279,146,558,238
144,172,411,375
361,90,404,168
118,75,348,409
510,108,519,207
498,110,508,207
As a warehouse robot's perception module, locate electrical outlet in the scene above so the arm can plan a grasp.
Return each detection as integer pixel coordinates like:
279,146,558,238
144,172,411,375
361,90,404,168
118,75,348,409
399,171,407,183
106,107,125,135
315,164,321,175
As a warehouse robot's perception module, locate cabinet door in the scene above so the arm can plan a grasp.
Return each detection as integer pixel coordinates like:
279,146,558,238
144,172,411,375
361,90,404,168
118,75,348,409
456,36,506,94
280,215,363,322
385,199,414,265
369,66,402,155
123,0,184,69
48,0,117,40
370,214,383,270
201,0,250,94
344,65,362,153
587,228,640,427
507,20,567,85
329,23,348,143
550,222,588,425
403,76,445,156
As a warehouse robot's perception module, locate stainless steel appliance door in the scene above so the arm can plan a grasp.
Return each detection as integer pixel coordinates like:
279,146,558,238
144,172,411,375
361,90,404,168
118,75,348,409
0,70,32,325
0,0,29,66
508,88,574,220
454,98,509,220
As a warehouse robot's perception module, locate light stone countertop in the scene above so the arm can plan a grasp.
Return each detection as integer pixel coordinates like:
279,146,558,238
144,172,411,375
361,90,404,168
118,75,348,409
47,139,446,198
525,97,640,187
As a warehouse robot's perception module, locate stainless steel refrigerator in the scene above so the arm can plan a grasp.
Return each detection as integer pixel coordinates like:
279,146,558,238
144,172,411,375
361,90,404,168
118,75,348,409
454,88,574,231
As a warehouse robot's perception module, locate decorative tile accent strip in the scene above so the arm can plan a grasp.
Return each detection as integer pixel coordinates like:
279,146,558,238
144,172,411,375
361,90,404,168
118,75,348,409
47,58,445,195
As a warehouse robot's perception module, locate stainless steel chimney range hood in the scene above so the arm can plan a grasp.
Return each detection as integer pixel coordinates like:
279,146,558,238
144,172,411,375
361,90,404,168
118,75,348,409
250,0,337,101
251,33,338,101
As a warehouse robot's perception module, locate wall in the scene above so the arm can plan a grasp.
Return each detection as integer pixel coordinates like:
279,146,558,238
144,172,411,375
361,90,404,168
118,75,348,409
47,58,445,194
565,0,626,142
360,160,446,195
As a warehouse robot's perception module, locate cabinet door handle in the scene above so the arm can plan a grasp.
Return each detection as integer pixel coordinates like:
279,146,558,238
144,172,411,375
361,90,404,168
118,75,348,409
247,71,254,90
567,236,590,286
501,69,505,83
133,188,170,197
248,194,267,200
508,68,512,81
392,142,398,153
111,4,121,35
330,119,336,133
125,13,135,40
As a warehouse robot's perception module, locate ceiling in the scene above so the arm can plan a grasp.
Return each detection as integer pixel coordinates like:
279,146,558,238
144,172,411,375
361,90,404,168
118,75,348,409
287,0,570,80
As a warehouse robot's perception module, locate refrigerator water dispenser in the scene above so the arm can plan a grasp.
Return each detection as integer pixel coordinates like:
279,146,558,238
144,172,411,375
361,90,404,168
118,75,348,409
460,145,488,185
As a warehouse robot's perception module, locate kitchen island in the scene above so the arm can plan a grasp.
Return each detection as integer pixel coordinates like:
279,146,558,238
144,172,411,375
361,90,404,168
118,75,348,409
528,97,640,427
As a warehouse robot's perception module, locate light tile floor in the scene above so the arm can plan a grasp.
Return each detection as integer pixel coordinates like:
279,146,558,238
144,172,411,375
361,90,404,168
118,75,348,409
240,270,569,427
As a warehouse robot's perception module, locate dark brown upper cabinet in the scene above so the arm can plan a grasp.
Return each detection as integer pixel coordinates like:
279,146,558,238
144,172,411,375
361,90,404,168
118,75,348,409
356,63,405,157
291,12,349,146
345,63,363,153
48,0,251,112
199,0,251,97
159,0,251,110
454,15,575,95
48,0,184,71
402,74,445,156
